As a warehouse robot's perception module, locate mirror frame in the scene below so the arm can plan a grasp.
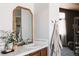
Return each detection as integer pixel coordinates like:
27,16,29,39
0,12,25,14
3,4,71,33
13,6,34,44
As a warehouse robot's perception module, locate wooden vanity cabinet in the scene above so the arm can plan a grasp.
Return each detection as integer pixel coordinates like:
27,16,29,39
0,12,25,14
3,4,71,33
26,47,48,56
40,48,47,56
29,50,41,56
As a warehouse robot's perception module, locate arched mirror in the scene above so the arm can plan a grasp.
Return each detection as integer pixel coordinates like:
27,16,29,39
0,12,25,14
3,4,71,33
13,6,33,46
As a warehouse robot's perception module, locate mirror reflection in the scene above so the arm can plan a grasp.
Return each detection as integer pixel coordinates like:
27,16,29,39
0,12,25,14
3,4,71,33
13,6,33,46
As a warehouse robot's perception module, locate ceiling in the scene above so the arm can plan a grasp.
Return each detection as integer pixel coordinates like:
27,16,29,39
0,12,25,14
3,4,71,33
59,3,79,11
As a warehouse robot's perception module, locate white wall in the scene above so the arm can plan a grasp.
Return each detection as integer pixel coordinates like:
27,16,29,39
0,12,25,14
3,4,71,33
49,4,59,55
34,3,49,40
0,3,34,32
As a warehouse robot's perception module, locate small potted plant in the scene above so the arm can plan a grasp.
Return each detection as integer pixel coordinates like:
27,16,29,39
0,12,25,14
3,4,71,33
1,32,17,54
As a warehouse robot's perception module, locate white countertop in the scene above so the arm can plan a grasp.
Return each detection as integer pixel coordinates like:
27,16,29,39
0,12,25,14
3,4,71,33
0,39,48,56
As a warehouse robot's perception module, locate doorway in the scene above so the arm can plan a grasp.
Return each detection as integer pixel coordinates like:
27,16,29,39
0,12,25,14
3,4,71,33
58,12,67,46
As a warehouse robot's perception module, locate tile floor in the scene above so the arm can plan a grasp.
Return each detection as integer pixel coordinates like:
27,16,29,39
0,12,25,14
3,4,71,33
61,47,75,56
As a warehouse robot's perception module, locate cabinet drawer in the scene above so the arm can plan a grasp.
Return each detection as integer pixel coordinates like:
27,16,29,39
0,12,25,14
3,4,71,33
29,50,41,56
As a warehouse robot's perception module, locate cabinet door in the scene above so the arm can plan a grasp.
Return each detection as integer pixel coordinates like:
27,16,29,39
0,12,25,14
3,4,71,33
41,48,48,56
25,47,48,56
29,50,41,56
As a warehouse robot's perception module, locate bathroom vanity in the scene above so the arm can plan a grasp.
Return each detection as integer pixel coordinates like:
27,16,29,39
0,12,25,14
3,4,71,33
0,39,48,56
